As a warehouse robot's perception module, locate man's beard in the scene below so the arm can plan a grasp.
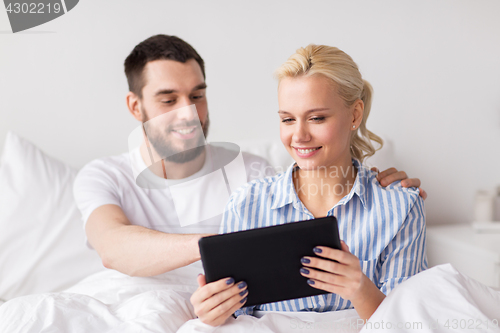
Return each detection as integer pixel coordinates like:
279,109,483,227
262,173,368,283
141,107,210,164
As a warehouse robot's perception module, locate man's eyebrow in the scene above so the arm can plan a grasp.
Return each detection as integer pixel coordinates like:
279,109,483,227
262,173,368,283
154,89,176,96
278,108,329,114
192,82,207,91
154,83,207,96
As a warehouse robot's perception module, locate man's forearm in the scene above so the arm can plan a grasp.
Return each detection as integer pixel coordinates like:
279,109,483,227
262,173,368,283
98,224,212,277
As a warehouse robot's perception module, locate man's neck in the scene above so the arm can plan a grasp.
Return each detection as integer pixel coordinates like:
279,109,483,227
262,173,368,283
139,143,207,180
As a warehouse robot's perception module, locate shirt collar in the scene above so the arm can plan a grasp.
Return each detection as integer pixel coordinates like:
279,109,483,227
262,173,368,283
270,159,369,211
270,162,298,210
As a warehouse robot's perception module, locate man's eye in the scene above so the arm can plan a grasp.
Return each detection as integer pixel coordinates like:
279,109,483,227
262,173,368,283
162,100,175,104
191,95,204,100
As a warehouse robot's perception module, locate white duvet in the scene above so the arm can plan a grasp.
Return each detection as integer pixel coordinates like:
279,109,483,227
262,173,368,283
1,264,499,333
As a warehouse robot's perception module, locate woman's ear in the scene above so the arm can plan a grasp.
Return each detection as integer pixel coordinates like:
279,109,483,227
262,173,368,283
126,91,143,122
351,99,364,129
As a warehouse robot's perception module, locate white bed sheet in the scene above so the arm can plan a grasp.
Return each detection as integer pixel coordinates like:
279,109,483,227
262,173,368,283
0,265,201,333
1,264,499,333
360,264,500,333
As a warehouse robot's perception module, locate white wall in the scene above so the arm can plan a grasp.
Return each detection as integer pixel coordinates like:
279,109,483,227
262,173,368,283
1,0,499,225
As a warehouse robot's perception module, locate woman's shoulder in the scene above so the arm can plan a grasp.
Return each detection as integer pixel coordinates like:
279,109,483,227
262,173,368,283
359,164,423,212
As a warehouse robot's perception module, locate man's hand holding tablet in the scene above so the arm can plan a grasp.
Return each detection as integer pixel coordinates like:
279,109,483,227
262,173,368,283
192,217,343,327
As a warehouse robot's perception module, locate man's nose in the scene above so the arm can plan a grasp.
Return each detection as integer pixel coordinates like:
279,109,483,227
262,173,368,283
175,104,197,122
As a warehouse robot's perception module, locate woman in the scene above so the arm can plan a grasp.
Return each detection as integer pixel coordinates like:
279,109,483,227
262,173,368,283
190,44,427,327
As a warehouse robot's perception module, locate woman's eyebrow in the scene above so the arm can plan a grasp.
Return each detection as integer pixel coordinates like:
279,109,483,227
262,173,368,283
278,108,329,114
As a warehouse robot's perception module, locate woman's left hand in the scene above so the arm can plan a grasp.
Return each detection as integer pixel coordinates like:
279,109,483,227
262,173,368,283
299,241,367,303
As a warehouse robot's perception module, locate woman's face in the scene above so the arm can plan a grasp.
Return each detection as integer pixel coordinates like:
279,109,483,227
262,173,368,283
278,75,361,171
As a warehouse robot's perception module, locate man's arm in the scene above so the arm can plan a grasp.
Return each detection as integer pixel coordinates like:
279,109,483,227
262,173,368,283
86,204,212,277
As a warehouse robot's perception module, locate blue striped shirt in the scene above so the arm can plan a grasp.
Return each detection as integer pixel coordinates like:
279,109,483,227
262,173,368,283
220,159,427,316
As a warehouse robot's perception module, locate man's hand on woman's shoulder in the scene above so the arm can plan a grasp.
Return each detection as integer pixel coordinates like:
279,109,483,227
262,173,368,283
372,167,427,200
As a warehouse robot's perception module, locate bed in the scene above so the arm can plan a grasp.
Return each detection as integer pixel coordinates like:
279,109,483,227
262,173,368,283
1,132,499,333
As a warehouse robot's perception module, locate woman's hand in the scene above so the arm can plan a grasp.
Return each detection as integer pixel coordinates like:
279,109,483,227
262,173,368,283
299,241,366,301
372,167,427,200
190,274,248,327
300,241,385,320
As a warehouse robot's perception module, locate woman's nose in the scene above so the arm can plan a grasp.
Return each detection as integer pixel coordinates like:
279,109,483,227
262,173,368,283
293,122,311,142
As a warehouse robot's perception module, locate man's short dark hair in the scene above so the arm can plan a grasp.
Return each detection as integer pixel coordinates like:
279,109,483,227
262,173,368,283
124,34,205,98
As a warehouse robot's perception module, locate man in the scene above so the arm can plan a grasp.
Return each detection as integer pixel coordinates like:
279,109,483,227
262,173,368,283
75,34,424,279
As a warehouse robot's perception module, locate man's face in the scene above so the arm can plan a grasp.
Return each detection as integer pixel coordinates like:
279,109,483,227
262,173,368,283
139,59,209,163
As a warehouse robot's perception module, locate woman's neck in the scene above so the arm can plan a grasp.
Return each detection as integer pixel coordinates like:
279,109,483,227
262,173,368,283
293,156,357,217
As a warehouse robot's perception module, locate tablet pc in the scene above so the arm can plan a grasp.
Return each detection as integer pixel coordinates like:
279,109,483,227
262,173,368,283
198,216,341,307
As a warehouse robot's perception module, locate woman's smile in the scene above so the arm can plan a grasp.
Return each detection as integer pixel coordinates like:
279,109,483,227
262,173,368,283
292,146,322,158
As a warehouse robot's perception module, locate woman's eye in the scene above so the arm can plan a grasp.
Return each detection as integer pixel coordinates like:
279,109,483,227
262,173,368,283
311,117,325,122
281,118,294,123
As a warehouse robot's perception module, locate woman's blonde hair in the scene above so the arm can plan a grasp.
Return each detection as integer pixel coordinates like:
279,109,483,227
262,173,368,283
274,44,383,162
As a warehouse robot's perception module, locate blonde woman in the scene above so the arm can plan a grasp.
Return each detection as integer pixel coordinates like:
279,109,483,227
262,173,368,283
190,45,427,326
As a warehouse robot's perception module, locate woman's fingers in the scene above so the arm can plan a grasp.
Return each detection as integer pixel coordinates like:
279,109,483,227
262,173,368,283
191,277,235,305
301,244,365,300
301,255,350,276
309,246,357,266
204,291,248,326
196,274,206,288
190,277,248,326
303,276,344,294
196,281,247,317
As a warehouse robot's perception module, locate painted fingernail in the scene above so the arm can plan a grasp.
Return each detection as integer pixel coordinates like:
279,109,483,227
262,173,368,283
239,289,248,297
226,278,235,285
307,279,315,285
300,268,310,275
240,297,247,303
238,281,247,289
301,257,310,264
313,247,322,254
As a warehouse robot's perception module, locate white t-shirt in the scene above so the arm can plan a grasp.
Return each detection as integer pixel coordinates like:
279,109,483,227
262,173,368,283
73,144,275,248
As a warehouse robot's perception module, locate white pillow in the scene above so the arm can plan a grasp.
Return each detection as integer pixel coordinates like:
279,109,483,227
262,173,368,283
0,132,104,300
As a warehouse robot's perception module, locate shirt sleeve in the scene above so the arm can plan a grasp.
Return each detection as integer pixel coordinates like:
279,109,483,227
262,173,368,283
377,195,427,295
73,160,122,247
